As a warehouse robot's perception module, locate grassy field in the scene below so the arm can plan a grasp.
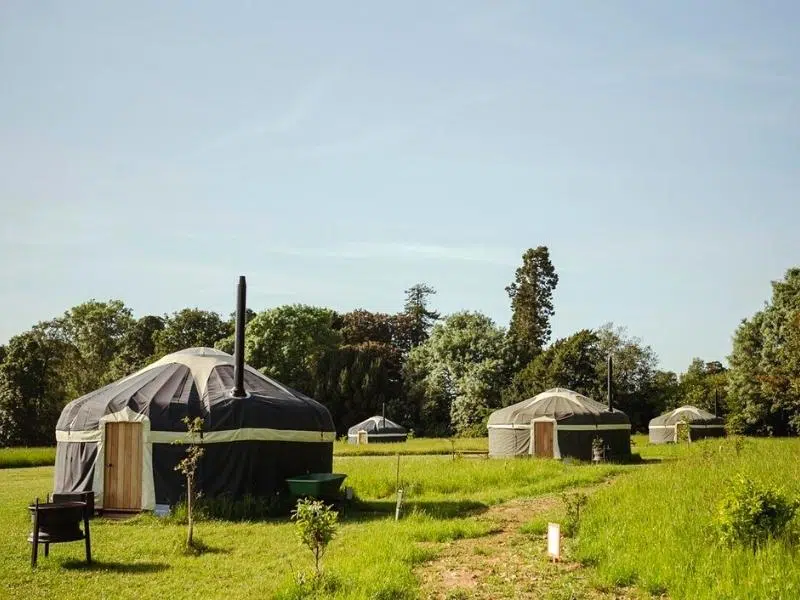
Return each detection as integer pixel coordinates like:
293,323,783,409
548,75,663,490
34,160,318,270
0,453,623,600
5,436,791,599
333,436,488,457
0,447,57,469
577,436,800,600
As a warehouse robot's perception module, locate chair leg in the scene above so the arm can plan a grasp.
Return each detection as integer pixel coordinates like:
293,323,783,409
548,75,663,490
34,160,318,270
31,534,38,568
44,543,49,558
84,516,92,564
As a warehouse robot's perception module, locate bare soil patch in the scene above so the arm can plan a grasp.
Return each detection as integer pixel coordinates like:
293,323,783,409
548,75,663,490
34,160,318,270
415,484,645,599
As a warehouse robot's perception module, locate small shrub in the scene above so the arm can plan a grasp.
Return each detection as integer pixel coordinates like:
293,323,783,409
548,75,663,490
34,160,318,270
715,474,800,551
561,491,589,537
291,498,339,577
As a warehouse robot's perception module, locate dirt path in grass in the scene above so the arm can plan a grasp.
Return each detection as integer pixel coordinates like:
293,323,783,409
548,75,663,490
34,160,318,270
415,481,643,600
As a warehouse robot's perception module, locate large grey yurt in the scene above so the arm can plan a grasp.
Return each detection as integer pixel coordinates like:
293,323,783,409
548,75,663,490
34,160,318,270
347,416,408,444
53,277,336,512
648,406,725,443
487,388,631,460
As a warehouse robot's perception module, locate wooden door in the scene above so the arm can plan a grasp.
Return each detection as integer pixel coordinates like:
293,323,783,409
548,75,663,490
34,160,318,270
533,422,554,458
104,422,142,511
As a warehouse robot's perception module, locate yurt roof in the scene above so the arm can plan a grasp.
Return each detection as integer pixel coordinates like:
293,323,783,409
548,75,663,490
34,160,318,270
649,405,724,427
56,347,334,434
347,416,407,434
487,387,629,426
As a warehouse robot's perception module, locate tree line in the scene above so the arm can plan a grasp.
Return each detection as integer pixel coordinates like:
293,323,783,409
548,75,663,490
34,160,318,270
1,249,798,446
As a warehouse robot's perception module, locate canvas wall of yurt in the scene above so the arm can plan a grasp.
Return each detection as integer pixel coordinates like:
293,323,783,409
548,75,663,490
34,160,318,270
487,388,631,461
52,277,336,512
347,415,408,444
648,406,725,443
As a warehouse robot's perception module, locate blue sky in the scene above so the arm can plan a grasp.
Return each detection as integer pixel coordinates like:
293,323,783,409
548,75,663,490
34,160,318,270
1,1,798,373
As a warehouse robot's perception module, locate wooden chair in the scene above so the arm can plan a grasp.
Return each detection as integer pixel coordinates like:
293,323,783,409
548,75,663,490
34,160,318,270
28,497,92,567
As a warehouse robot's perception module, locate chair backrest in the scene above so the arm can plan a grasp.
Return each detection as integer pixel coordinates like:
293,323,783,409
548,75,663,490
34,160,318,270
33,501,87,527
52,491,95,516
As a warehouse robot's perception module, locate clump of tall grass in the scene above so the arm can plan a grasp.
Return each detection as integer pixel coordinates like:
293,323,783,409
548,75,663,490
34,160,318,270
576,437,800,599
0,447,56,468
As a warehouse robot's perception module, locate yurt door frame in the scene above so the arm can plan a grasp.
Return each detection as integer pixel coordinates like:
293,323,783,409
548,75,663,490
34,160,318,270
103,422,143,511
529,418,555,458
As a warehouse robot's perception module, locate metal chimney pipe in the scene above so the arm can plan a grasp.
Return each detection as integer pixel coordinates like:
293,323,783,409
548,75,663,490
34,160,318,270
232,275,247,397
607,354,613,411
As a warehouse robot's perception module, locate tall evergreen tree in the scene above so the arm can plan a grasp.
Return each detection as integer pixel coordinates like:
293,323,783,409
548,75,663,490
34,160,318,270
397,283,441,352
505,246,559,369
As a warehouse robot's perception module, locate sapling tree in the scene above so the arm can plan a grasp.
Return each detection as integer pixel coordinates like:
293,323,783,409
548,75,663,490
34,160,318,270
174,416,204,548
291,498,338,577
561,491,589,537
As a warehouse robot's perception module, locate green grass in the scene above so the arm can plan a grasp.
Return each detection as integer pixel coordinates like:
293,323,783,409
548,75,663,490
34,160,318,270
333,437,488,457
576,436,800,600
339,454,626,512
0,447,56,469
629,433,694,461
0,453,625,599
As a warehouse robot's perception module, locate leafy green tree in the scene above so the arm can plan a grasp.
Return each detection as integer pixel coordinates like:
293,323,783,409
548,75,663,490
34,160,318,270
506,246,559,369
228,307,256,329
502,329,602,405
678,358,728,414
312,341,402,433
403,311,506,436
0,325,70,446
401,351,451,437
396,283,440,352
595,323,662,431
54,300,135,397
651,369,681,412
336,309,395,346
106,315,166,380
154,308,231,357
240,305,341,393
727,268,800,435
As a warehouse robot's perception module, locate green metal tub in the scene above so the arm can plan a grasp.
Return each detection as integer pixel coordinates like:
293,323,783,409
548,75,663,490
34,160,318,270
285,473,347,499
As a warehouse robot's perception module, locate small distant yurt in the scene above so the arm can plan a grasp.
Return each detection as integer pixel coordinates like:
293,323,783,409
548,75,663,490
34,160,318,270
648,406,725,443
347,415,408,444
53,277,336,512
487,388,631,460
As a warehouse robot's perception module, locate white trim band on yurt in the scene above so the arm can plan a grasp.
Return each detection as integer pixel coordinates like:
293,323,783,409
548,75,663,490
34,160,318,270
346,433,407,439
488,424,632,431
648,425,725,430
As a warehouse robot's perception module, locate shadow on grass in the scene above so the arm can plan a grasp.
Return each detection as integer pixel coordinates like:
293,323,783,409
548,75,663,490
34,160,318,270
180,540,231,556
61,560,170,573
